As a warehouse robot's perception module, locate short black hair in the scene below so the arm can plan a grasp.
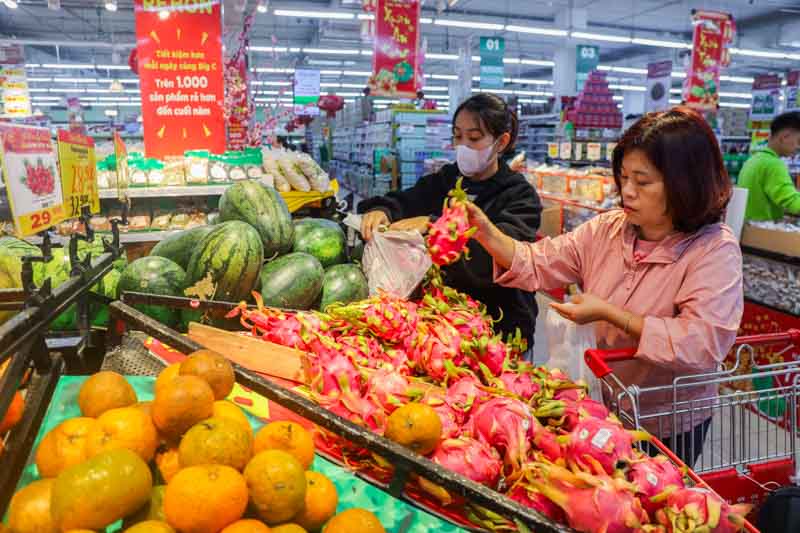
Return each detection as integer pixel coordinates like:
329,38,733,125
770,112,800,135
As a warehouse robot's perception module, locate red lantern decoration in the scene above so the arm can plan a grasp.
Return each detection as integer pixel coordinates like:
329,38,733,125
128,49,139,75
317,94,345,118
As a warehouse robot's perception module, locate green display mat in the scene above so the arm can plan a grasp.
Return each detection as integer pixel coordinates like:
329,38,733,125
14,376,467,533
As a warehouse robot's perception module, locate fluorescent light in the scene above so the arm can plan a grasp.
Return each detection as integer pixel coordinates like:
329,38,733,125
254,67,294,73
252,81,291,86
720,75,754,84
42,63,94,69
320,83,340,87
719,91,753,99
670,88,682,94
506,25,567,37
422,86,448,91
256,0,268,13
520,58,555,67
28,77,52,82
631,37,690,49
360,50,373,56
509,78,553,85
427,53,459,60
25,64,41,68
249,46,288,53
334,92,360,97
29,88,50,93
571,31,631,43
4,0,18,8
96,64,129,70
719,102,751,109
420,17,433,24
274,9,354,20
426,74,458,80
120,79,139,84
426,94,449,100
730,48,788,59
609,84,646,92
303,48,361,55
357,13,374,20
320,69,343,75
669,98,681,104
515,90,553,96
343,70,371,76
612,95,623,101
671,71,687,79
104,1,117,12
435,19,504,31
340,83,365,88
600,65,647,75
52,78,98,83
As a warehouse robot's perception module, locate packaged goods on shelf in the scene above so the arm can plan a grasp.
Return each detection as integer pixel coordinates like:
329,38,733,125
743,253,800,315
262,149,332,193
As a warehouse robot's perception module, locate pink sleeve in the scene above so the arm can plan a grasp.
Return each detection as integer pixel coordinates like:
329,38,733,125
636,239,743,371
493,218,595,292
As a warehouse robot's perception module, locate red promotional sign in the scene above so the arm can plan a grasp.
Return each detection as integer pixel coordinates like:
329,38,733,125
370,0,421,98
134,0,225,159
684,10,734,111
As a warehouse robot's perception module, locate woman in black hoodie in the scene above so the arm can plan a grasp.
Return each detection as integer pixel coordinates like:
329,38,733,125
358,93,542,348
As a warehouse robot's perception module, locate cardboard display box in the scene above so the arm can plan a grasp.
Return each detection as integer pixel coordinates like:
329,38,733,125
741,224,800,258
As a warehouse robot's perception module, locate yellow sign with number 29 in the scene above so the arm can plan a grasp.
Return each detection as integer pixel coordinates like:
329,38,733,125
57,130,100,219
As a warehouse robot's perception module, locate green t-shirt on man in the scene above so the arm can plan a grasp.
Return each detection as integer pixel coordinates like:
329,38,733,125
738,147,800,221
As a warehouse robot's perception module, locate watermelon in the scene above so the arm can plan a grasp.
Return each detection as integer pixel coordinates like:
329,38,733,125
150,226,214,269
318,264,369,311
185,221,264,303
31,248,79,330
292,218,346,268
218,181,294,258
91,268,120,327
258,252,324,310
117,256,187,327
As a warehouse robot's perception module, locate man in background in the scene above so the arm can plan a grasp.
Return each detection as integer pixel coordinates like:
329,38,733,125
739,111,800,221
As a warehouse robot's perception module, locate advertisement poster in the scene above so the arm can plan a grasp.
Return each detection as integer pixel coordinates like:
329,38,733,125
370,0,421,97
479,37,505,90
751,74,782,123
293,68,321,116
784,70,799,112
57,130,99,219
576,45,599,92
0,124,65,236
645,60,672,113
134,0,225,159
113,131,129,202
0,44,31,119
684,10,735,110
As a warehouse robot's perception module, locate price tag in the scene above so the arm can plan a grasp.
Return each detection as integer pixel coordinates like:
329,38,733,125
0,123,65,237
57,130,99,219
547,143,559,158
113,131,129,202
559,142,572,160
573,143,584,161
586,142,602,161
605,142,617,161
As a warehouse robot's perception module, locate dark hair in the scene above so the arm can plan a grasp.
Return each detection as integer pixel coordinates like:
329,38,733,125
453,93,518,155
770,111,800,135
612,106,731,233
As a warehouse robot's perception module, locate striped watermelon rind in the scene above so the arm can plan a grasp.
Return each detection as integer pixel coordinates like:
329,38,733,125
259,252,324,310
218,181,294,258
117,256,187,327
319,264,369,311
185,220,264,304
292,219,346,269
150,225,214,269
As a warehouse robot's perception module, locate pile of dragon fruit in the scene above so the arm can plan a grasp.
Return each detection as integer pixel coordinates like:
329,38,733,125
230,274,750,533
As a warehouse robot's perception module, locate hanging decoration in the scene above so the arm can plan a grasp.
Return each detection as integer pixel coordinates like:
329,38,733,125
683,10,735,111
224,9,256,150
370,0,421,97
318,94,345,118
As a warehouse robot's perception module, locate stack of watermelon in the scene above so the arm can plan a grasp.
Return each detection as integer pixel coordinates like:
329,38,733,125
134,180,368,330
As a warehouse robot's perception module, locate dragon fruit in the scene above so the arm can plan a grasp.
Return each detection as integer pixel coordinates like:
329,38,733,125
496,371,542,401
366,369,422,414
506,483,565,523
528,417,563,463
426,178,477,266
406,318,462,382
468,397,535,471
444,375,486,423
560,418,649,475
535,397,613,431
459,334,511,376
529,463,650,533
654,487,751,533
327,292,419,344
421,389,462,439
442,308,493,341
431,437,503,487
627,455,686,517
338,334,386,367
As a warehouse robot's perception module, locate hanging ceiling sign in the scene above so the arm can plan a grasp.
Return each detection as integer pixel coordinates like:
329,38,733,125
370,0,421,98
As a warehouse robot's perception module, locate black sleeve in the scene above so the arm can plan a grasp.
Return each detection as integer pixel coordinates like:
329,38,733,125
356,166,455,222
444,185,542,289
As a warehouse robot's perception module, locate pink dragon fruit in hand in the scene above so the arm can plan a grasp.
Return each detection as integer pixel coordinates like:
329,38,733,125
468,397,536,471
426,177,477,266
654,487,751,533
560,418,649,475
627,455,686,516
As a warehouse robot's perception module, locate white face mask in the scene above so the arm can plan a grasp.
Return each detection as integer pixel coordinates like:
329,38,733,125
456,138,498,177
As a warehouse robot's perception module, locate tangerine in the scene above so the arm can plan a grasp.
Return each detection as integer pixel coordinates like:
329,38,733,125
78,371,137,417
254,421,315,469
154,445,181,484
179,416,252,470
179,349,235,400
220,519,272,533
292,471,338,532
213,400,252,433
384,403,441,455
271,525,307,533
7,478,57,533
123,520,175,533
244,450,307,525
87,406,158,462
0,390,24,433
123,485,167,527
35,417,98,477
152,375,214,440
154,363,181,396
164,464,248,533
322,509,385,533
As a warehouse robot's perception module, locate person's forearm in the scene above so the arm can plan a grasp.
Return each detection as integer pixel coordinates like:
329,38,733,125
476,223,517,269
605,304,644,340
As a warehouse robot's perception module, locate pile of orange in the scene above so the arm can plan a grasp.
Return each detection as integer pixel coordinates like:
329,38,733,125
6,349,386,533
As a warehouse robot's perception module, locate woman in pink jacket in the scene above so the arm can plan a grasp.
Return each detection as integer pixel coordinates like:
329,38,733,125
466,107,743,466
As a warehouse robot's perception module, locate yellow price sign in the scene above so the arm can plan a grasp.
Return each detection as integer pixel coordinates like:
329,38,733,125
57,130,99,219
0,123,65,237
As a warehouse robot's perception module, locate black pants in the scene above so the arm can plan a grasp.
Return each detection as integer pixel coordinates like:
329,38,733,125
644,418,712,467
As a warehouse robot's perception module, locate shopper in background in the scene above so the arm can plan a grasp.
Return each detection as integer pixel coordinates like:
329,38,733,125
358,93,542,349
463,107,742,466
739,111,800,221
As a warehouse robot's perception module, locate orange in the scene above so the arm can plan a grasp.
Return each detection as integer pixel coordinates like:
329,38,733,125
64,530,96,532
271,525,307,533
179,416,252,471
135,401,154,417
383,403,441,455
123,520,175,533
179,349,235,400
293,471,338,532
123,485,167,527
7,478,57,533
154,363,181,396
78,371,137,417
244,450,307,525
254,421,315,469
87,406,158,462
322,509,385,533
213,400,252,433
220,519,272,533
35,417,99,477
152,375,214,440
164,464,248,533
154,446,181,484
0,390,24,433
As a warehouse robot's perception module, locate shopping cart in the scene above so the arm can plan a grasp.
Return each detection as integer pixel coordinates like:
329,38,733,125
584,329,800,530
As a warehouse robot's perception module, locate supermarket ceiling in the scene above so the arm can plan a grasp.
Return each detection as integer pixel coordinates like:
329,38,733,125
1,0,800,108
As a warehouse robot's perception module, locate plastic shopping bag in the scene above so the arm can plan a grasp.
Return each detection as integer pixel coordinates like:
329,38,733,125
544,307,602,401
362,228,432,299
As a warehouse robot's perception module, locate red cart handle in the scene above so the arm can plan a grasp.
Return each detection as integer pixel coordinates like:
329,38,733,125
735,328,800,346
584,348,636,378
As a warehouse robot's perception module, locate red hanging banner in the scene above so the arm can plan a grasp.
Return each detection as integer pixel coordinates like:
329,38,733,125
370,0,421,98
684,10,735,111
134,0,225,159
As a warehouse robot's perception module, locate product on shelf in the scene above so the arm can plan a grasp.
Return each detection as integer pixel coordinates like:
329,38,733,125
742,253,800,315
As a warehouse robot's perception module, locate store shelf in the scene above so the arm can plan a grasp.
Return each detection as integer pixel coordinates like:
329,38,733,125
99,185,230,199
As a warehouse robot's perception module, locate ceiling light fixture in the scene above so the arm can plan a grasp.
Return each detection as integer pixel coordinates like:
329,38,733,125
427,53,459,60
505,25,568,37
720,75,754,83
303,48,362,55
730,48,788,59
256,0,268,14
47,0,60,9
520,58,556,67
608,84,646,91
104,0,117,12
274,9,355,20
435,19,504,31
4,0,18,8
631,37,690,49
571,31,632,43
357,13,374,20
